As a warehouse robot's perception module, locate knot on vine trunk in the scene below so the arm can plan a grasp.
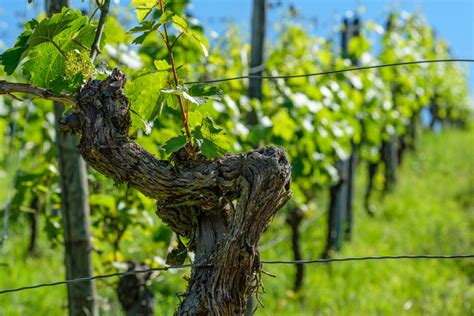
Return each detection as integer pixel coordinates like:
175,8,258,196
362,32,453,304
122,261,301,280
77,68,131,144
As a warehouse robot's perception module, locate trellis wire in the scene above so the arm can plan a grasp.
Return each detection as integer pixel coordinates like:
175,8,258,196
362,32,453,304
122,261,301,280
183,58,474,85
0,254,472,295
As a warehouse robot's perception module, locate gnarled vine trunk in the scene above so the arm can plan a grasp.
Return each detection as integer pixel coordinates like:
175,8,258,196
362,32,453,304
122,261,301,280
62,69,291,315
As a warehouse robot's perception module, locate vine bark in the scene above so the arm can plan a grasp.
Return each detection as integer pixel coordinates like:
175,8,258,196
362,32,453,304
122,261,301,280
62,69,291,315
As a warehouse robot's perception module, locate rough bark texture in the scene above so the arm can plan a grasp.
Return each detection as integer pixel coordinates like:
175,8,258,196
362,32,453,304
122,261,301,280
27,197,39,256
344,145,357,240
364,162,378,216
286,207,304,291
340,16,360,242
324,159,349,257
47,1,98,315
117,262,154,316
398,112,419,166
381,135,398,193
430,99,440,130
397,135,407,166
62,69,291,315
248,0,266,104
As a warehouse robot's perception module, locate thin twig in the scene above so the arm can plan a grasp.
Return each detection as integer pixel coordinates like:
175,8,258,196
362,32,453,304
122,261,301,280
170,31,185,50
6,93,24,102
88,3,100,24
90,0,111,62
0,81,76,104
159,0,191,141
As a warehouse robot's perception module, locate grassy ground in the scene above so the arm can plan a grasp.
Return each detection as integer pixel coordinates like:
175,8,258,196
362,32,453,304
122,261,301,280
0,128,473,315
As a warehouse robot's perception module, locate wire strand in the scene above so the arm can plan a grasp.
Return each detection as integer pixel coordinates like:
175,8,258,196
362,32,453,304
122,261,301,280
183,59,474,85
0,262,205,295
261,254,474,265
0,254,472,295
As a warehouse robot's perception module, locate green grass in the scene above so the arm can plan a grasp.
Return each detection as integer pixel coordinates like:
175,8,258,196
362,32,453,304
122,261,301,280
0,128,473,315
259,128,474,315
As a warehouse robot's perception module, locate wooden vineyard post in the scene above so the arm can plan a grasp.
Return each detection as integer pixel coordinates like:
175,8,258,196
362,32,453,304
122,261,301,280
383,15,398,193
248,0,266,125
286,205,305,291
342,16,361,240
46,1,98,315
323,15,361,256
246,0,268,310
324,160,349,256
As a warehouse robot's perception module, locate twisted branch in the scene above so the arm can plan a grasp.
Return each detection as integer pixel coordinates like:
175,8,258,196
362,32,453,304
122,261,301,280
0,80,76,104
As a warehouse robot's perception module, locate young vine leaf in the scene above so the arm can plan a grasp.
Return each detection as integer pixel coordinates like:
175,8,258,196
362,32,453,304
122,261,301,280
1,8,101,94
161,84,223,106
0,20,38,75
124,70,168,133
128,11,174,44
131,0,159,23
162,134,188,153
171,15,208,57
127,0,227,159
192,117,228,159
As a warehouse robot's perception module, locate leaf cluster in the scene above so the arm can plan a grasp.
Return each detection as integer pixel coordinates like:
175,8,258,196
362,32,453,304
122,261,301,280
1,8,102,94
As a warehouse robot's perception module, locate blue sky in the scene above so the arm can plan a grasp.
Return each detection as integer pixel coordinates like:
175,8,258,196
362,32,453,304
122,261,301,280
0,0,473,94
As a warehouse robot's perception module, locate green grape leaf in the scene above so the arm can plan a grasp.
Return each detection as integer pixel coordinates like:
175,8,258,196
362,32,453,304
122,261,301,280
124,71,168,132
187,30,208,57
128,20,156,33
154,59,172,72
89,194,116,211
181,91,203,106
131,32,150,45
27,8,79,48
201,117,224,135
163,135,187,153
131,0,158,23
0,19,38,75
130,110,153,134
158,10,175,25
0,47,27,75
161,84,221,106
192,117,228,159
272,109,296,141
161,87,204,106
129,21,156,44
21,44,61,89
164,93,179,110
318,50,332,68
20,9,96,92
171,15,208,57
129,11,173,44
171,15,188,32
187,110,204,129
188,84,223,101
200,139,227,159
348,36,370,59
